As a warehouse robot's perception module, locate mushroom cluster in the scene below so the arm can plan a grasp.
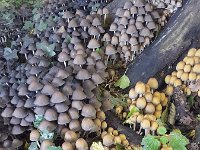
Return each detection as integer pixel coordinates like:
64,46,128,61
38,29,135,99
102,0,164,62
0,0,112,143
118,78,169,135
90,126,134,150
165,48,200,97
146,0,182,12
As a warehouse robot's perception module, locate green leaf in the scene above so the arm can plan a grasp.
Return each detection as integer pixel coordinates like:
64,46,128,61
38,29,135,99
157,126,167,135
161,106,169,124
3,47,18,60
116,143,125,150
90,142,104,150
40,129,54,140
187,95,195,107
160,136,168,145
23,21,34,31
126,106,139,119
141,135,161,150
114,75,130,89
28,142,39,150
33,13,41,22
33,115,44,128
37,42,56,57
168,131,189,150
110,95,128,107
47,146,62,150
37,20,47,31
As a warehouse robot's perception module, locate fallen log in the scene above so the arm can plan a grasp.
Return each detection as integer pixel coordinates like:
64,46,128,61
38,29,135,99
105,110,143,145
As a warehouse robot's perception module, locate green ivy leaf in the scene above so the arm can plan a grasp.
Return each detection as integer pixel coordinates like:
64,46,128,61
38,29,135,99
23,21,34,31
33,115,44,128
33,13,41,22
116,143,125,150
160,136,168,145
126,106,139,119
141,135,161,150
47,146,62,150
114,75,130,89
37,20,47,31
40,129,54,140
37,41,56,57
157,126,167,135
28,142,39,150
168,131,189,150
3,47,18,60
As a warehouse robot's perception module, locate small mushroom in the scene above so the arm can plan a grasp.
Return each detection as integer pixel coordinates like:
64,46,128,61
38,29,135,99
64,130,78,142
141,118,150,135
75,138,89,150
103,133,114,147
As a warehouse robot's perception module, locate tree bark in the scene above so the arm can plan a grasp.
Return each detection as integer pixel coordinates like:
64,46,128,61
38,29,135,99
125,0,200,87
105,111,143,145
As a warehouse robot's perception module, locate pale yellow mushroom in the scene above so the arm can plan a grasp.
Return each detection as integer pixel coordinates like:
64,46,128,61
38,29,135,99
176,61,185,70
187,48,197,56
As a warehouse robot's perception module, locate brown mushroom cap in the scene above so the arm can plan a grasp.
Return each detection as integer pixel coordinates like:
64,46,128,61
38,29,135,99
44,108,58,121
147,78,158,90
50,91,69,104
144,103,156,114
38,120,56,132
40,140,53,150
87,38,100,49
54,102,69,113
68,108,79,120
69,119,81,131
30,130,40,141
135,81,146,95
34,94,50,106
129,88,138,99
81,104,97,118
72,89,87,100
12,139,23,148
136,97,147,109
1,107,14,118
62,142,74,150
28,80,43,92
71,101,84,110
58,113,71,125
12,107,27,119
81,117,97,132
11,125,25,135
41,84,57,95
75,138,88,150
103,134,114,147
76,69,91,80
65,130,78,142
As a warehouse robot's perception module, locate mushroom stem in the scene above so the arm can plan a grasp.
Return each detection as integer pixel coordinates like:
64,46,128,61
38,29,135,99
36,140,40,148
104,14,107,25
145,129,150,135
67,18,70,23
25,53,27,60
64,61,66,68
133,123,136,131
137,126,142,134
152,131,155,136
